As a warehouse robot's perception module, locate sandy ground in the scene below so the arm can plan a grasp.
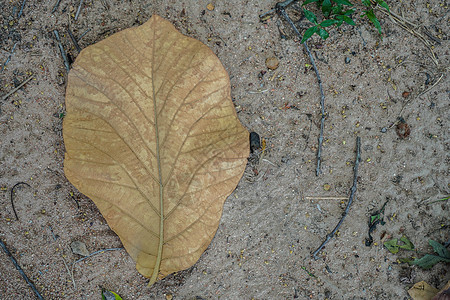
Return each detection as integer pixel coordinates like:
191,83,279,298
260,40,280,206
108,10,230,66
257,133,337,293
0,0,449,299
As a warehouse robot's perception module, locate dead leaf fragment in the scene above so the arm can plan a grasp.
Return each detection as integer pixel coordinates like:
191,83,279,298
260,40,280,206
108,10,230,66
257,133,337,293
396,118,411,139
63,14,249,285
409,281,439,300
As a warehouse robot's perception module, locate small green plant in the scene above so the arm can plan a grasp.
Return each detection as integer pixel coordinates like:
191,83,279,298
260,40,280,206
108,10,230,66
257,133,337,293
300,0,390,43
384,237,450,269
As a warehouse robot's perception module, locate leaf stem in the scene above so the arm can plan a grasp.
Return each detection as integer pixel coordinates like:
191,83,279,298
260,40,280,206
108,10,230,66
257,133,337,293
149,22,164,286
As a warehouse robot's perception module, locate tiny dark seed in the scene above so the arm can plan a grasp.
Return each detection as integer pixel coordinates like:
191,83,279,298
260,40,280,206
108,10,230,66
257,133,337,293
249,132,261,153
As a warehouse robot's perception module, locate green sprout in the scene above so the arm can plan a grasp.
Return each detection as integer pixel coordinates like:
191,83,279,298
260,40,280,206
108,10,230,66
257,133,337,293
300,0,390,43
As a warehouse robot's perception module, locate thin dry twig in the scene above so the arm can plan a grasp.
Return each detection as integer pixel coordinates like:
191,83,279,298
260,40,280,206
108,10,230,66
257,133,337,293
0,239,44,299
10,182,31,221
67,27,82,53
379,8,438,66
61,256,74,288
1,75,34,102
2,42,17,72
275,0,326,176
419,73,445,96
75,0,84,21
69,248,123,289
18,0,26,18
312,136,361,260
53,30,70,72
305,196,348,201
78,28,91,40
51,0,62,14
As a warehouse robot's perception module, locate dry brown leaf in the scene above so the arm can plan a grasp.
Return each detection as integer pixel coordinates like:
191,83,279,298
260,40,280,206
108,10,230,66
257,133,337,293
63,14,249,285
409,281,439,300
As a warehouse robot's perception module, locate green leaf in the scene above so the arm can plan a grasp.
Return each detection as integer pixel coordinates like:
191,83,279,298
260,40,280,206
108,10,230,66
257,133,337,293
332,5,344,15
302,0,320,5
344,9,355,16
362,0,371,6
429,240,450,258
399,236,414,251
384,238,399,254
410,254,450,269
375,0,390,11
301,26,319,43
370,214,380,224
303,9,318,24
364,9,382,34
398,257,413,264
102,290,123,300
318,28,329,39
332,0,353,6
342,15,355,25
320,19,338,27
322,0,332,17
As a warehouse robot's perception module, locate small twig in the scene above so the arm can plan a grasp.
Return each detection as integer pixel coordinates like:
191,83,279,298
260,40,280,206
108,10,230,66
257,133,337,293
0,238,44,299
312,136,361,260
70,248,123,289
67,28,82,53
275,1,326,176
420,195,450,206
379,8,438,66
51,0,62,14
74,0,84,21
247,89,269,94
1,75,34,102
53,30,70,73
10,182,31,221
419,73,445,96
18,0,26,18
69,192,81,209
423,26,442,45
48,225,57,241
61,256,75,288
259,8,277,19
2,42,17,72
78,28,91,40
305,196,348,201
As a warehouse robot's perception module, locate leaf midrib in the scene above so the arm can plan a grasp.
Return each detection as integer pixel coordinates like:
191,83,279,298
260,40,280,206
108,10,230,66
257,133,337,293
149,23,164,285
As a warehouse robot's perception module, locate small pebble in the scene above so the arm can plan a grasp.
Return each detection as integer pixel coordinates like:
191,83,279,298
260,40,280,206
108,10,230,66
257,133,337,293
380,127,387,133
265,57,279,70
70,241,89,256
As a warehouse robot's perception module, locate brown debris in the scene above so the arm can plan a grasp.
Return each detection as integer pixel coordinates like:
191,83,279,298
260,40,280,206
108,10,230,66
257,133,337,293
396,118,411,139
265,57,279,70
